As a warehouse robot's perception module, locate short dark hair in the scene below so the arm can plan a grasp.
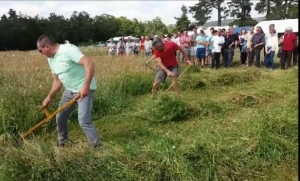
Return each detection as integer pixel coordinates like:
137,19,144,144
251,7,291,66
37,34,56,46
210,28,214,31
212,30,217,34
152,38,164,48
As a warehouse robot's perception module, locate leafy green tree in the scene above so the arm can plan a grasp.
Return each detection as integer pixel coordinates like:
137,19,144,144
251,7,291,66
255,0,298,20
144,17,168,37
174,5,190,31
167,24,177,35
93,14,119,42
225,0,258,26
131,18,144,37
0,8,171,51
189,0,228,26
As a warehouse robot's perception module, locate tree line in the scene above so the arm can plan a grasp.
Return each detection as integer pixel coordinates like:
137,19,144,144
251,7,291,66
189,0,298,27
0,0,298,51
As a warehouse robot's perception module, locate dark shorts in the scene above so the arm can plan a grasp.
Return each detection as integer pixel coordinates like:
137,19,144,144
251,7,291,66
196,48,206,59
155,65,179,83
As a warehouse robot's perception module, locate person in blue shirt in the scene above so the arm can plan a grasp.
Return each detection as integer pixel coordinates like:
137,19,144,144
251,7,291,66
196,29,207,67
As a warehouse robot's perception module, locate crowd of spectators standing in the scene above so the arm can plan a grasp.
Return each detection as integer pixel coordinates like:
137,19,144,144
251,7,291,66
106,24,298,70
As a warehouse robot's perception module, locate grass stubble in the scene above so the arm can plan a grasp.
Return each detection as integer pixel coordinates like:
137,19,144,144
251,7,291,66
0,47,298,181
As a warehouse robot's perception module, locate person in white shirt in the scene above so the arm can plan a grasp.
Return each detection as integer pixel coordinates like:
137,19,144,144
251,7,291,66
144,36,153,57
133,39,140,55
264,24,277,59
170,33,181,61
117,38,126,56
211,29,225,69
126,38,134,56
107,39,116,57
265,30,279,70
171,33,182,61
171,34,178,44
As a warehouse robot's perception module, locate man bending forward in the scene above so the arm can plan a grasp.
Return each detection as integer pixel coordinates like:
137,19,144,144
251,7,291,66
37,35,101,148
151,39,192,96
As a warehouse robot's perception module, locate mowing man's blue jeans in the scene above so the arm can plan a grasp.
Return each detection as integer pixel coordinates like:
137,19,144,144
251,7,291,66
56,89,101,146
265,47,275,70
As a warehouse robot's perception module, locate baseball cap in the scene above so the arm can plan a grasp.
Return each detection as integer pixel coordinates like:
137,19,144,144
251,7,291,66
154,35,158,38
286,27,292,31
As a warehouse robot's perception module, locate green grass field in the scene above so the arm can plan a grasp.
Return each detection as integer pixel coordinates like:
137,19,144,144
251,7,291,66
0,47,298,181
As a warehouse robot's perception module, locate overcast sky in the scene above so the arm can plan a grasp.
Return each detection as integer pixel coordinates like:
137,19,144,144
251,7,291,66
0,1,265,25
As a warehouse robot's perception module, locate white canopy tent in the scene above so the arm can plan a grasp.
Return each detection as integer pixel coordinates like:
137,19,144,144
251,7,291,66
107,36,139,42
254,19,298,34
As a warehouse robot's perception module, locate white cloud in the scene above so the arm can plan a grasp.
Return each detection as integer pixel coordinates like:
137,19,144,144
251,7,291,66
0,1,265,25
44,1,58,8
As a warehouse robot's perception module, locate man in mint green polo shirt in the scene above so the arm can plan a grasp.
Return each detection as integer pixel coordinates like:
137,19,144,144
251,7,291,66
37,35,101,148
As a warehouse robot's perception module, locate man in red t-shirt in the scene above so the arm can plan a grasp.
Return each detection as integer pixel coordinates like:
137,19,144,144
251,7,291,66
279,27,297,69
151,39,192,96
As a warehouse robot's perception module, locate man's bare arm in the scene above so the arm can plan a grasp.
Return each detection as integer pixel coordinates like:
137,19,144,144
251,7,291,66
78,55,95,87
47,73,63,99
146,55,155,64
155,57,170,73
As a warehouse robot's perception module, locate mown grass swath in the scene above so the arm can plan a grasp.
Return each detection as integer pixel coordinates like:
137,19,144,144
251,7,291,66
0,47,298,181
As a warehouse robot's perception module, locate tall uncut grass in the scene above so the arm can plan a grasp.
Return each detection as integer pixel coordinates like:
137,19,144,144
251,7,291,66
0,47,298,181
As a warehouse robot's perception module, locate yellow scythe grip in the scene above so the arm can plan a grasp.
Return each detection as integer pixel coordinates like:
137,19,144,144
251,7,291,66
21,95,80,139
